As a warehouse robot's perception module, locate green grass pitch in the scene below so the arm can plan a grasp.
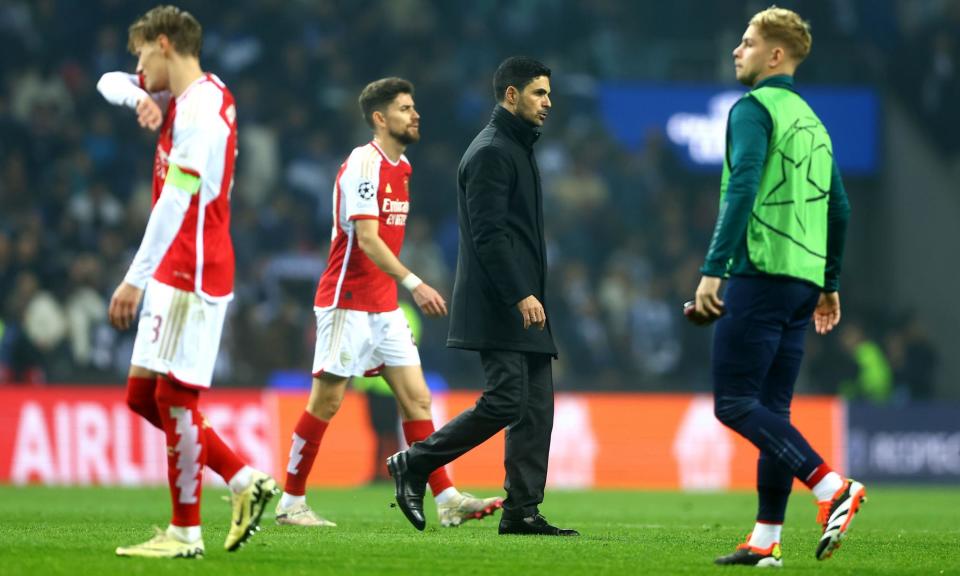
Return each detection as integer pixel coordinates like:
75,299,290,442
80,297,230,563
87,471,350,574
1,485,958,575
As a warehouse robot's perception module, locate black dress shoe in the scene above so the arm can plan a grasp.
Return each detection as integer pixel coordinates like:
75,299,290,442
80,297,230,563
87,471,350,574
386,451,427,531
498,514,579,536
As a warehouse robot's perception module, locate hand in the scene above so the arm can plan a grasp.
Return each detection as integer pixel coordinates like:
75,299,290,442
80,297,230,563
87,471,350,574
412,283,448,317
694,276,725,319
813,291,841,335
136,96,163,131
108,282,144,330
517,295,546,330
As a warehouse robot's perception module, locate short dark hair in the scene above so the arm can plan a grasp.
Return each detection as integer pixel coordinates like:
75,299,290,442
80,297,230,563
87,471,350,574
359,77,414,128
128,5,202,57
493,56,551,102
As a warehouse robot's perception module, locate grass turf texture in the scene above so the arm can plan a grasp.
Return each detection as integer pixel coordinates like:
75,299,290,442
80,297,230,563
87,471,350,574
1,486,957,575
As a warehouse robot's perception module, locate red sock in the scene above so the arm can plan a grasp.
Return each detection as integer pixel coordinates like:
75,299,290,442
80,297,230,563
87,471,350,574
804,463,833,489
126,376,162,428
283,411,329,496
155,378,205,527
402,419,453,496
127,375,245,483
204,425,245,483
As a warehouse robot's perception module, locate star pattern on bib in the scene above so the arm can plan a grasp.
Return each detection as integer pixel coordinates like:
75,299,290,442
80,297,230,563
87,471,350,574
759,117,832,235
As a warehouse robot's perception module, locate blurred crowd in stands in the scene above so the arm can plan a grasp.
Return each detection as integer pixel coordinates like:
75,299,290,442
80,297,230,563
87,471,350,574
0,0,948,400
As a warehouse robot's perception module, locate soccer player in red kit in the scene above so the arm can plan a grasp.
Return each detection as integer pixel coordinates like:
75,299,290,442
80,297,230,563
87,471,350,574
275,78,502,528
97,5,276,558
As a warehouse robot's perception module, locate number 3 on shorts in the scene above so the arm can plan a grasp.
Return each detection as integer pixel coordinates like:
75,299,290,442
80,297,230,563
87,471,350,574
151,314,163,343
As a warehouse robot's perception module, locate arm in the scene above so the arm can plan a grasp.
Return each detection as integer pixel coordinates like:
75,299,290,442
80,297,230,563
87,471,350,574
463,147,532,307
813,159,851,335
354,219,446,317
97,72,148,109
700,97,771,276
123,166,197,289
108,165,197,329
463,147,545,329
823,159,851,292
695,97,772,318
96,71,167,130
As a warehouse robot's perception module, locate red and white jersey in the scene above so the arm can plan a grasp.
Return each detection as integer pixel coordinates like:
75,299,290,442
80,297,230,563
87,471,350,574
314,141,412,312
151,73,237,300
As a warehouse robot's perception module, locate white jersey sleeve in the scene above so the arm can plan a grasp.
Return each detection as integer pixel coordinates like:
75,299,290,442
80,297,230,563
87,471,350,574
123,185,192,289
167,93,221,180
339,147,381,221
97,71,171,111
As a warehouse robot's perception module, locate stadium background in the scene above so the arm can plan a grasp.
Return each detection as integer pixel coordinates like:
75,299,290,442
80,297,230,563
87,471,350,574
1,0,958,491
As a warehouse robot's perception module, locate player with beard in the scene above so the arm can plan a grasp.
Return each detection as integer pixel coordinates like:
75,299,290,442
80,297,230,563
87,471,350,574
275,78,502,528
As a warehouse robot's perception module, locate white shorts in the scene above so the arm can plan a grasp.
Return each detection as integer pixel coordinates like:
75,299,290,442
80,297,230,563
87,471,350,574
312,307,420,378
130,279,229,389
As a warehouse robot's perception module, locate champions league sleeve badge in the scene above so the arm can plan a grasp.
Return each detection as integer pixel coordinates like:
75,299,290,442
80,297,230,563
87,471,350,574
357,180,376,200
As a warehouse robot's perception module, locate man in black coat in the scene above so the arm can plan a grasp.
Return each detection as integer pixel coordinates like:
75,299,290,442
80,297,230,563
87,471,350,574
388,56,577,536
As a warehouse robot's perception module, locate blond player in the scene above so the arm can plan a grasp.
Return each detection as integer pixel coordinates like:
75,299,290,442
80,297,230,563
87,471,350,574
98,5,275,559
275,78,502,528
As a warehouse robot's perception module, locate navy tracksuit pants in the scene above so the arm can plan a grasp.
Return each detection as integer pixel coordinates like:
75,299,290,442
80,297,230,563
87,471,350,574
712,275,827,523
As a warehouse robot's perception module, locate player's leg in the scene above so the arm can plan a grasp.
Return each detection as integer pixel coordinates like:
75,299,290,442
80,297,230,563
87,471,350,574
180,296,277,552
389,348,533,530
156,377,207,539
124,281,172,429
123,280,248,486
712,278,827,478
381,364,452,495
117,375,207,559
713,278,865,562
275,372,345,526
378,308,501,526
117,281,206,558
711,277,792,566
125,366,246,484
718,326,800,567
779,287,866,560
373,308,455,500
276,307,360,527
387,350,548,530
125,365,163,427
382,364,503,527
365,389,400,482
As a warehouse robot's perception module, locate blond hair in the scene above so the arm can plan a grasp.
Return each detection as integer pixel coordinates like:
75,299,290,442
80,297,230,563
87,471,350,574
128,5,202,57
749,5,812,62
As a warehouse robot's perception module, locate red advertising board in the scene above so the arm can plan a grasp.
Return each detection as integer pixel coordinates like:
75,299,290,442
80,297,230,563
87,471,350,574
0,387,844,490
0,388,275,486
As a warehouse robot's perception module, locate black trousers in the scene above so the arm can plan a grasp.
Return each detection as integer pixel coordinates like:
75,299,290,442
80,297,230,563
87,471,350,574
406,349,554,519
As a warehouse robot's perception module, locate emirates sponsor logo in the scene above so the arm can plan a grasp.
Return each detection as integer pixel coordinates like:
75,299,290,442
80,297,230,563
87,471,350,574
381,198,409,213
383,198,409,226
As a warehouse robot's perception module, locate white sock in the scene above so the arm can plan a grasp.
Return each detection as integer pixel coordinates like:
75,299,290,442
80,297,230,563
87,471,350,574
227,465,253,493
812,472,845,502
279,492,306,510
167,524,201,543
748,522,782,549
434,487,459,505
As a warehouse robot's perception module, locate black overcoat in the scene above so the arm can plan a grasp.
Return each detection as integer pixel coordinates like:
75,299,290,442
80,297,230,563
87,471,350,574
446,105,557,356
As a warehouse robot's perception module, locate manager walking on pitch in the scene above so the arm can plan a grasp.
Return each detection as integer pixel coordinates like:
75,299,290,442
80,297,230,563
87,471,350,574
388,56,577,536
